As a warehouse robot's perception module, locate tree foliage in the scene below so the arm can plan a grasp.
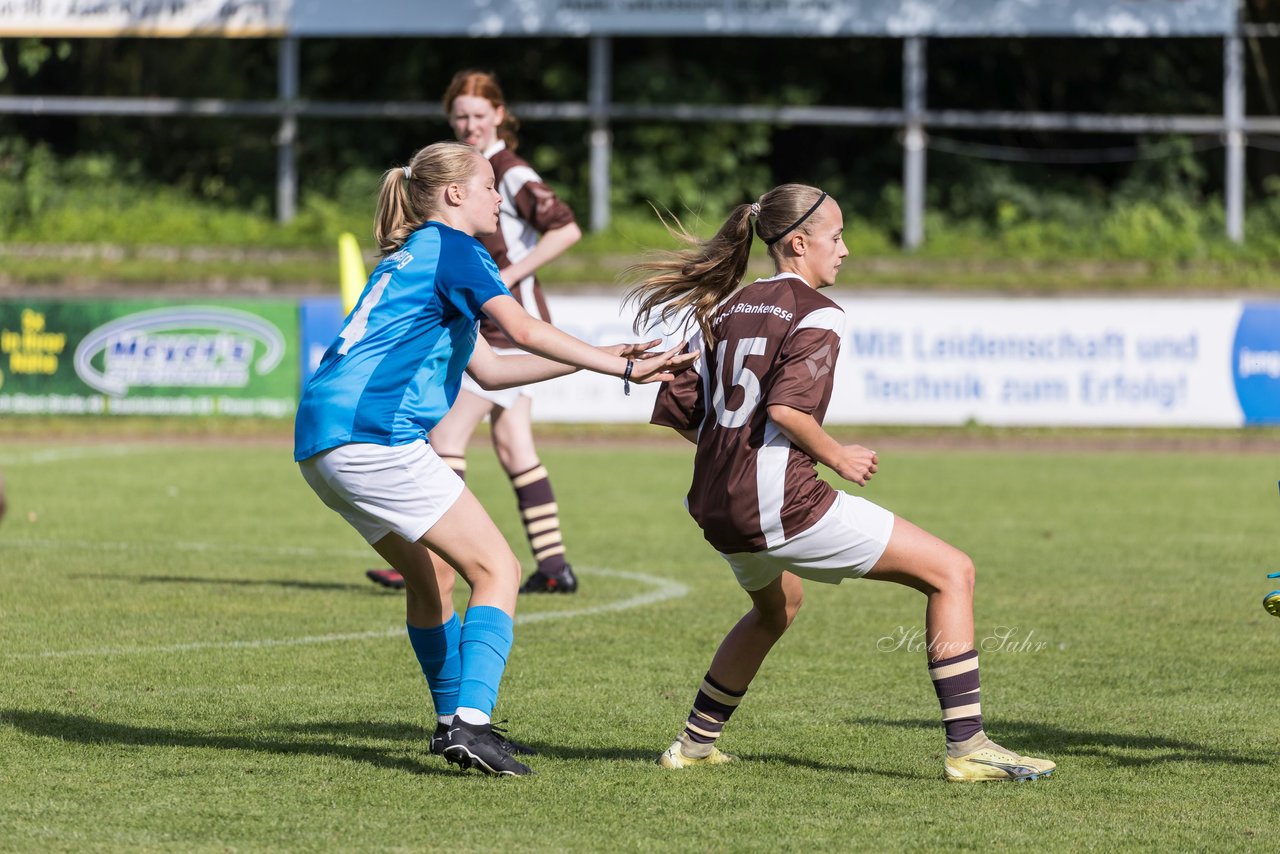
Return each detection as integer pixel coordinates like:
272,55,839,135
2,21,1280,234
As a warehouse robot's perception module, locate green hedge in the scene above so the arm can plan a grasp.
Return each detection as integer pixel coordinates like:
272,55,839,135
3,137,1280,291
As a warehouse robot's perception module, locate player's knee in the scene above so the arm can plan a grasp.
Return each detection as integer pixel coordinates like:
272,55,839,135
756,597,801,637
944,552,976,596
435,567,457,600
469,552,522,588
783,589,804,628
492,437,536,475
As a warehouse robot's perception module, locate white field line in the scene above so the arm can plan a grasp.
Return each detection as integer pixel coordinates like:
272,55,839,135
3,546,688,659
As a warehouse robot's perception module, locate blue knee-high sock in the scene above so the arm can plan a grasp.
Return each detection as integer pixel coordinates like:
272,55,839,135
456,605,514,717
406,613,461,717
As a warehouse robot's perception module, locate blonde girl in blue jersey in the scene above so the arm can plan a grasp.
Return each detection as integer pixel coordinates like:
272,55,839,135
295,141,692,776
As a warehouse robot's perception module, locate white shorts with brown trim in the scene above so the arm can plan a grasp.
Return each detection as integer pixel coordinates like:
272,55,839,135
720,491,896,592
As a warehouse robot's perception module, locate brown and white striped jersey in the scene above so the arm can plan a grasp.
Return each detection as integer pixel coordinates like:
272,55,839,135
477,140,577,349
651,275,845,554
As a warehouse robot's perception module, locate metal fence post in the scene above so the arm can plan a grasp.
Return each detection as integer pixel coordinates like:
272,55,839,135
277,36,299,225
903,37,926,250
589,35,612,233
1225,32,1245,244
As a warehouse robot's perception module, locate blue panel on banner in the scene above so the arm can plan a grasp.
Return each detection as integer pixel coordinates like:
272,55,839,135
1233,303,1280,425
299,297,345,387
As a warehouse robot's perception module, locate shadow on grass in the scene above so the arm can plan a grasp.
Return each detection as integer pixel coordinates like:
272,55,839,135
281,719,941,778
846,716,1275,768
0,709,452,776
278,722,933,778
68,573,377,593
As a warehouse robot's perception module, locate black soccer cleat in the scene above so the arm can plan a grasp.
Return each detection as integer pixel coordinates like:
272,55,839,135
441,719,534,776
365,568,405,590
490,720,537,756
519,564,578,595
431,720,536,757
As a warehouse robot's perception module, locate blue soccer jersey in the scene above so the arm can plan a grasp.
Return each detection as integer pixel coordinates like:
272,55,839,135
294,221,511,462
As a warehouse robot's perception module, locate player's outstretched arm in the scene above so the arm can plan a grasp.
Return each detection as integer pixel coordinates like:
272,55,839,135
467,337,669,390
481,294,696,382
466,335,575,389
766,404,878,486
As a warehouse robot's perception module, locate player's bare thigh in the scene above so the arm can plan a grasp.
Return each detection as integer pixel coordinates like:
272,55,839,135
416,486,522,615
372,534,457,624
863,515,975,596
429,389,497,456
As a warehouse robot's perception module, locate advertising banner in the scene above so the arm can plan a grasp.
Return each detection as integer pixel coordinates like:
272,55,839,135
532,295,1280,427
7,294,1270,426
299,296,345,386
0,0,287,37
0,0,1236,38
290,0,1237,38
0,299,298,418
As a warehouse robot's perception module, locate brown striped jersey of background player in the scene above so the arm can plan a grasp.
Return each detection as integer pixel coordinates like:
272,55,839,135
365,70,584,596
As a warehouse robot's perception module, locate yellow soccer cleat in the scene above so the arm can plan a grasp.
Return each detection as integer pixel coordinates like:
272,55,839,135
658,738,737,770
1265,590,1280,618
944,737,1056,783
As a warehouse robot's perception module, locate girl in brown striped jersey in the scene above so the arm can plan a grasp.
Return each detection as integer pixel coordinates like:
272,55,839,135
366,70,584,595
629,184,1056,782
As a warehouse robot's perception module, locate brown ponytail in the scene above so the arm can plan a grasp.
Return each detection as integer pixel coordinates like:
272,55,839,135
623,184,827,346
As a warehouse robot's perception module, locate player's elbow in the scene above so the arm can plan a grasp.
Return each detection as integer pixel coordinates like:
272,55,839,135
560,221,583,247
503,316,540,351
465,365,499,391
766,403,804,428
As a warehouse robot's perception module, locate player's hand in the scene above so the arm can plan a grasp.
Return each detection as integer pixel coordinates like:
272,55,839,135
599,339,664,360
831,444,878,487
629,341,700,384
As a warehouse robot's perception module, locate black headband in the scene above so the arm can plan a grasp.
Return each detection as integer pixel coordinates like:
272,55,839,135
759,192,828,246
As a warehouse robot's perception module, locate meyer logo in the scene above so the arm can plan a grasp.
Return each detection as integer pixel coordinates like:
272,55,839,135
73,306,286,395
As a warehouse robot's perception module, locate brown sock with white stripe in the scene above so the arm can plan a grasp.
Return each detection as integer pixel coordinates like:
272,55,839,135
928,649,987,756
678,673,745,758
509,463,568,577
438,454,467,483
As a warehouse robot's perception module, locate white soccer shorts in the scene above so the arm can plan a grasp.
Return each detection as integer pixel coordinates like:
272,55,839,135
721,491,896,592
459,347,535,409
298,440,465,545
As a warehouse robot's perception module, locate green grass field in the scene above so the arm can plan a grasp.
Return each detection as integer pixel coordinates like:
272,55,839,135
1,438,1278,851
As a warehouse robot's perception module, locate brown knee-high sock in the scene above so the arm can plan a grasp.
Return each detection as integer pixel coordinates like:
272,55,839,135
439,455,467,483
509,463,567,576
929,649,984,746
679,673,745,757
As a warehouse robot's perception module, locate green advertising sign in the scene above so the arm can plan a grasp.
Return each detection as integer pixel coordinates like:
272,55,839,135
0,299,298,417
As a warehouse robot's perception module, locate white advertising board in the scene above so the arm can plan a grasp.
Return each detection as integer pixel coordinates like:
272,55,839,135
0,0,287,36
291,0,1237,37
533,294,1280,427
0,0,1235,38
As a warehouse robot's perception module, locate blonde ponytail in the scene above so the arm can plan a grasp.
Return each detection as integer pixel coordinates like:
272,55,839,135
373,141,480,254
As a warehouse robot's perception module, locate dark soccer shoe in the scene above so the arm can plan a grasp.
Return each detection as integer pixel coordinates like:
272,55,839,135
441,720,534,776
365,568,405,590
519,565,578,594
431,721,536,757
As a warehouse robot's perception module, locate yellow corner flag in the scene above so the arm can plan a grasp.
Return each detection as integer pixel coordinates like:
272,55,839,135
337,232,368,315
